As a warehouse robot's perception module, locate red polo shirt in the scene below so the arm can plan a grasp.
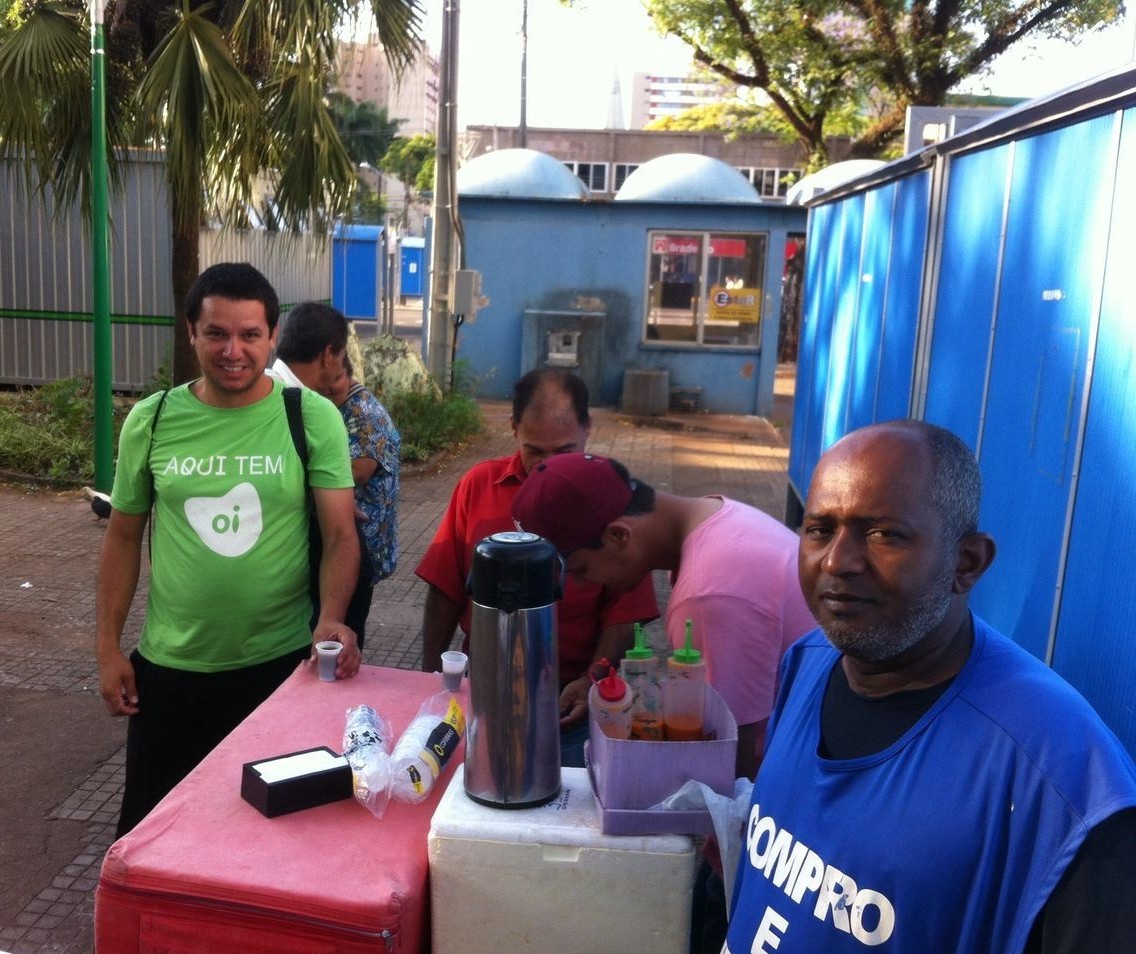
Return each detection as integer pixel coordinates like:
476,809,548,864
415,452,659,686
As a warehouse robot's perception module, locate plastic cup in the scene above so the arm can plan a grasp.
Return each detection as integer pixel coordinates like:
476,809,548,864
441,650,468,691
315,640,343,682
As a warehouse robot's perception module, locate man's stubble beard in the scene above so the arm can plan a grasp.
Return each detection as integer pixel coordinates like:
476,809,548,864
820,563,956,664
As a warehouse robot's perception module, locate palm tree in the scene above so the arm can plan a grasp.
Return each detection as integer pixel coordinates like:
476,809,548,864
327,92,402,167
327,92,402,223
0,0,423,382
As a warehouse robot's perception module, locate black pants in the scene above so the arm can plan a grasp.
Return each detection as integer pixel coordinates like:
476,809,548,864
690,858,729,954
116,645,310,838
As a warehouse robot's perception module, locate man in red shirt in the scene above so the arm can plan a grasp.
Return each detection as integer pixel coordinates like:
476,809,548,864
416,368,659,765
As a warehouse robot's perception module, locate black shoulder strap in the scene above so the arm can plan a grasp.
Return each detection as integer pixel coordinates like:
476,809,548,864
147,388,171,472
147,388,171,558
285,387,324,619
283,386,310,479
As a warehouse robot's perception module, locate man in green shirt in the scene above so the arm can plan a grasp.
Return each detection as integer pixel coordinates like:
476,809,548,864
95,263,360,836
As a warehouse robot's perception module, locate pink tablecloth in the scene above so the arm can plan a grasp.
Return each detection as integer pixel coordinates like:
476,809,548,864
95,663,459,953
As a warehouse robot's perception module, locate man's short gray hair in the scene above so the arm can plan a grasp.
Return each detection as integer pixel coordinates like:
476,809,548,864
892,420,982,543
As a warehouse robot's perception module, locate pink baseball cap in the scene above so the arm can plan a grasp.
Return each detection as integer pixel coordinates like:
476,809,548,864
511,453,633,555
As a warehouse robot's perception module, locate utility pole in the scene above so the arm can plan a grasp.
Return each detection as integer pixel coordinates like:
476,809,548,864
89,0,113,491
427,0,460,385
519,0,528,148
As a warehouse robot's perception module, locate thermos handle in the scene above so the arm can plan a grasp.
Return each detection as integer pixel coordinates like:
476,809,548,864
555,552,565,600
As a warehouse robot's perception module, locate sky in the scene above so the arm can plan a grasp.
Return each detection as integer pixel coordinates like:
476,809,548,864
418,0,1136,130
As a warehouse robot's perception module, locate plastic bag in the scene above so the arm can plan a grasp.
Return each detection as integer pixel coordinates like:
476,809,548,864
342,704,394,818
652,777,754,905
389,691,466,803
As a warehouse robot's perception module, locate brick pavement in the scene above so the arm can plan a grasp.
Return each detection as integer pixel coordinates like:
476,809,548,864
0,380,793,954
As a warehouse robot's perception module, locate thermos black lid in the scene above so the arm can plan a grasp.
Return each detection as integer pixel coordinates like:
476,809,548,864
468,531,562,612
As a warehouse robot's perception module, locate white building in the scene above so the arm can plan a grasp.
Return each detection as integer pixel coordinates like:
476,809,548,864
335,36,440,137
628,71,737,128
335,37,440,233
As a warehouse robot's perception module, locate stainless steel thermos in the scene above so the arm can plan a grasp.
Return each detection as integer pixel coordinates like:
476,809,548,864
463,531,562,808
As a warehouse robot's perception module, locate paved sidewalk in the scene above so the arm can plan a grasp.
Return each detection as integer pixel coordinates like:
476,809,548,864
0,378,794,953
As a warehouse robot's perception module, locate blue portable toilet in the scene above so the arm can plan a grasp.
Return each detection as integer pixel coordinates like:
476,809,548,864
332,224,384,320
399,237,426,300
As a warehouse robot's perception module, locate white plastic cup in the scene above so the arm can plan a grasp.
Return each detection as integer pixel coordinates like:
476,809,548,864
441,650,468,691
315,640,343,682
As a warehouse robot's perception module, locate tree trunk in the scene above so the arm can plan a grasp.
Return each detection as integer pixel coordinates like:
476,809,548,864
170,204,201,385
778,243,805,363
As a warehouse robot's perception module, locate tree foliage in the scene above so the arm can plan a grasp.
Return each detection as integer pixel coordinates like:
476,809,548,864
380,131,435,228
1,0,22,33
644,96,868,142
642,0,1125,164
326,92,401,224
0,0,423,382
646,100,781,134
327,92,403,166
382,132,435,190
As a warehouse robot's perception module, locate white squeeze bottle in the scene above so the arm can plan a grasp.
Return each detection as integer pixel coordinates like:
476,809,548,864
589,664,634,739
620,623,664,740
664,619,707,741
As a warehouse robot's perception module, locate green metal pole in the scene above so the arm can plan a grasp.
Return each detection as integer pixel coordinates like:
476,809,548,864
90,1,113,491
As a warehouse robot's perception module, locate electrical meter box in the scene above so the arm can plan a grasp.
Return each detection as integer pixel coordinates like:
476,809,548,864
453,270,488,319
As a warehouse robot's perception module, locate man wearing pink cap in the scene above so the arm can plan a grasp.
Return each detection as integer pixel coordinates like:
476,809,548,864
511,452,815,781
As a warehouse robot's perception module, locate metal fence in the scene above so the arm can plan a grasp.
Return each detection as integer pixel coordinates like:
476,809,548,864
1,151,330,390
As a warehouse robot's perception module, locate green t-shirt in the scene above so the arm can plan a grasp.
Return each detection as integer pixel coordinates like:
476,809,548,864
111,379,353,672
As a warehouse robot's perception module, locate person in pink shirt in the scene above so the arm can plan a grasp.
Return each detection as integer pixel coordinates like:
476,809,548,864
513,451,816,952
512,452,815,781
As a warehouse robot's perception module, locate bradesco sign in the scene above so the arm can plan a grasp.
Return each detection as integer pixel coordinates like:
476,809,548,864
651,236,750,258
652,235,701,256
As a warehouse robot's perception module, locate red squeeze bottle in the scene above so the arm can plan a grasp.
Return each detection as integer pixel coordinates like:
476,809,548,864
588,664,633,739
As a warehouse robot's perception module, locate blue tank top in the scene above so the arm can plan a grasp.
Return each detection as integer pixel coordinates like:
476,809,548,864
725,615,1136,953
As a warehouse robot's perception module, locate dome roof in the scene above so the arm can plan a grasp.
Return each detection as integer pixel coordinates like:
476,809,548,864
457,148,587,200
784,160,887,205
614,153,761,204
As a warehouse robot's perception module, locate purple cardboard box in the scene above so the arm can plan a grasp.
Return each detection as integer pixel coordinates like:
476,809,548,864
586,685,737,835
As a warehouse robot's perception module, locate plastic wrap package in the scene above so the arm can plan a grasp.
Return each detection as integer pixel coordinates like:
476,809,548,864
343,704,393,818
652,777,754,904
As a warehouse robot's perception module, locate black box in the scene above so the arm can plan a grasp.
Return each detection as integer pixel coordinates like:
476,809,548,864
240,746,354,818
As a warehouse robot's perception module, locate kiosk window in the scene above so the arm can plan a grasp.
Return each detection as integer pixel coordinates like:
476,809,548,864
645,231,766,346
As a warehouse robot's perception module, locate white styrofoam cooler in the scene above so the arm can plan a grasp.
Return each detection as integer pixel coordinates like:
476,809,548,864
429,765,696,954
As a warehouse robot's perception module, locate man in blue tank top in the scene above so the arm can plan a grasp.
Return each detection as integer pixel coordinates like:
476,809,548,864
726,420,1136,954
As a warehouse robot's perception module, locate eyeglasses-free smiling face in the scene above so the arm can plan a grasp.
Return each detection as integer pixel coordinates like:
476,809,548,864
798,429,959,665
190,296,276,408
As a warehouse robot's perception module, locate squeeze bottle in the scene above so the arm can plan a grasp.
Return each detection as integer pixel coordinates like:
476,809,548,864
588,665,634,739
664,620,707,741
620,623,664,740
